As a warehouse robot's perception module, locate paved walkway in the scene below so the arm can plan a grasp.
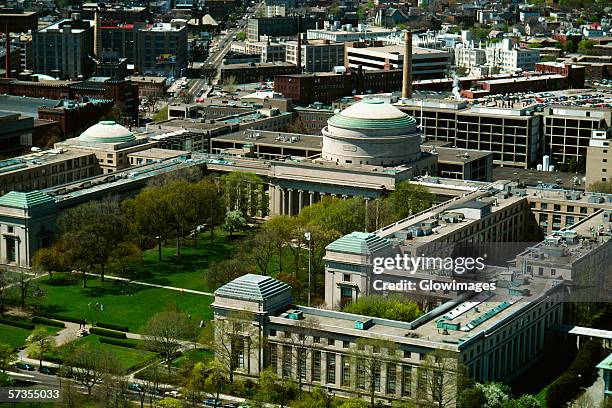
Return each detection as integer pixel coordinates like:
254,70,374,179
84,272,214,296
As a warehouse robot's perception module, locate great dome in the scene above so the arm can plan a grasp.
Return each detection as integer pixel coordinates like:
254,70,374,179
79,121,136,143
322,99,421,167
328,99,417,135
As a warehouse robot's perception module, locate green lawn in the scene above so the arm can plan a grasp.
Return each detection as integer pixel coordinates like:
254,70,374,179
0,323,61,349
115,231,241,292
47,335,158,373
0,323,33,348
171,348,213,368
30,273,213,333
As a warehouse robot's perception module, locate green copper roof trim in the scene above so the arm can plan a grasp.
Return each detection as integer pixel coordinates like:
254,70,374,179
328,114,417,130
326,232,392,255
214,274,291,301
0,190,55,209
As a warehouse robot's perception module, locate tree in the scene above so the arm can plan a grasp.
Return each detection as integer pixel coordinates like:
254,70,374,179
203,359,229,405
32,246,67,282
110,242,142,280
223,210,247,237
577,39,596,55
128,186,173,261
143,304,191,374
244,229,277,275
476,382,511,407
500,395,541,408
205,257,255,291
152,105,169,122
0,342,17,373
282,318,321,389
420,350,464,408
387,181,435,219
65,345,123,395
251,367,298,408
157,397,183,408
0,270,15,316
221,172,265,218
204,311,259,382
224,76,237,93
588,180,612,194
236,31,247,41
26,327,56,370
17,268,38,309
350,338,400,408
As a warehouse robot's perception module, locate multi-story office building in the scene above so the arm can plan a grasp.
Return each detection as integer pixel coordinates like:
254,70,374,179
543,106,612,168
345,42,450,79
231,42,286,63
134,22,188,76
100,23,140,63
32,14,94,80
307,26,394,43
285,40,345,73
0,111,34,157
397,100,541,168
454,45,487,75
586,129,612,186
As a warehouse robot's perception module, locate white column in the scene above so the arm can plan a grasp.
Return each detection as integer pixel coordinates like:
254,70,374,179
309,191,314,206
280,188,286,215
288,189,294,216
298,190,304,213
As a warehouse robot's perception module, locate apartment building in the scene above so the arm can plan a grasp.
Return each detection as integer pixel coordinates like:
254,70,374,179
543,106,612,168
285,40,345,73
246,16,315,42
485,39,539,73
32,14,94,80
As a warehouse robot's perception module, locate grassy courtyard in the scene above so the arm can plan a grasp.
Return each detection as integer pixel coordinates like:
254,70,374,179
45,335,158,373
0,323,61,349
29,273,213,333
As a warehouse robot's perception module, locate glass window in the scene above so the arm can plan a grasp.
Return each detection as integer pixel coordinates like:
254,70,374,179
387,363,397,395
326,353,336,384
312,351,321,382
341,355,351,387
402,365,412,396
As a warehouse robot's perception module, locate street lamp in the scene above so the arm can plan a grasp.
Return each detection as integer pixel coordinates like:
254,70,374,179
304,231,312,307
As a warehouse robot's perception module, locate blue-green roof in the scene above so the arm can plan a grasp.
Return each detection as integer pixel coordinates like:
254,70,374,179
214,274,291,301
326,232,392,255
328,99,417,130
0,191,55,209
597,353,612,371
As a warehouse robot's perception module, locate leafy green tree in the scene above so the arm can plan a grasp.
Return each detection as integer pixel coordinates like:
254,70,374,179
476,382,511,407
387,181,435,219
32,246,67,282
143,304,191,375
578,39,596,54
204,359,229,405
0,342,17,373
458,386,487,408
500,395,541,408
26,327,55,370
421,350,465,408
236,31,247,41
338,399,369,408
224,210,247,237
157,398,183,408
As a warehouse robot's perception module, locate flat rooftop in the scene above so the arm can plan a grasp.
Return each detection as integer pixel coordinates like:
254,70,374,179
423,145,493,164
348,44,449,57
0,95,61,117
212,130,323,151
0,149,90,177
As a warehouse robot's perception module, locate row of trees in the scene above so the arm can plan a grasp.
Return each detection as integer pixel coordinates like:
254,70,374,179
32,171,270,290
206,181,434,304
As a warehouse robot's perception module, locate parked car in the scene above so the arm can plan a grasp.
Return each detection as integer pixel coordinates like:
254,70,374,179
203,399,223,407
16,362,34,371
128,383,142,392
39,366,58,375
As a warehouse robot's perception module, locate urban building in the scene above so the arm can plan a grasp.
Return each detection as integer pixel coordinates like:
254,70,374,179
134,22,188,76
246,16,314,42
454,39,540,75
285,40,345,73
128,76,168,98
586,129,612,186
220,62,299,84
421,142,493,181
55,121,157,174
274,69,403,105
0,111,34,156
345,42,450,79
543,106,612,168
306,26,394,43
0,149,99,195
32,14,95,80
231,42,286,63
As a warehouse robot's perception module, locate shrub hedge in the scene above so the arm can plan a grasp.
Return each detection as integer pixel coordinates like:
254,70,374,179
32,317,65,328
89,327,127,339
0,318,35,330
96,322,129,332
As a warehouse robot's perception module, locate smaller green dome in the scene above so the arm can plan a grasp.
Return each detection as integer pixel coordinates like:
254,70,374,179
79,121,136,143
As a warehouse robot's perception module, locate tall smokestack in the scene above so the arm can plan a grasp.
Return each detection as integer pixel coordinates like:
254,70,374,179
296,33,302,73
94,8,101,59
402,30,412,99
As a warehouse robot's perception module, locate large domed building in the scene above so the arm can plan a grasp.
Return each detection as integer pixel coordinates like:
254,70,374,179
322,99,422,167
55,120,156,174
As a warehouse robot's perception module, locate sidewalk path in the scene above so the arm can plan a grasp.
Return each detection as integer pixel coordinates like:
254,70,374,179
84,272,214,296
